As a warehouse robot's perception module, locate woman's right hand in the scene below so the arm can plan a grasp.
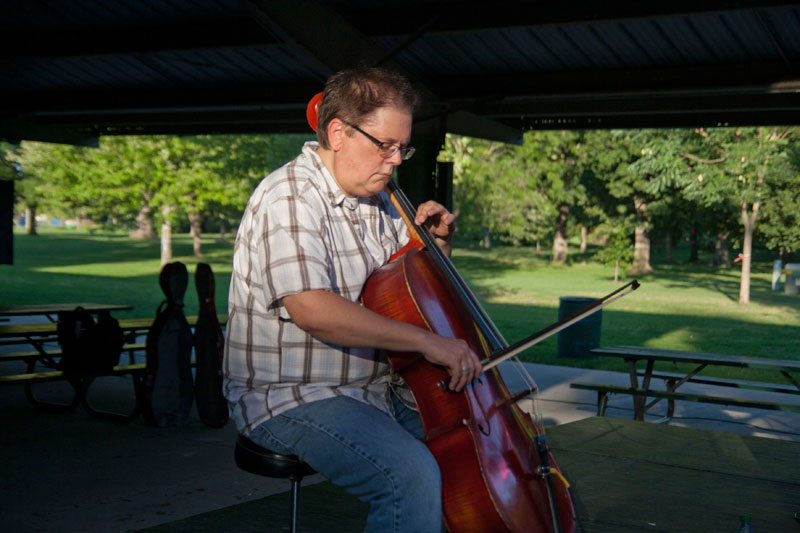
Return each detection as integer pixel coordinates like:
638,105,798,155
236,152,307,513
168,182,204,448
418,333,482,392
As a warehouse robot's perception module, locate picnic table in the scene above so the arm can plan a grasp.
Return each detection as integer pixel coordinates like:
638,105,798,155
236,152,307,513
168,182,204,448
0,306,139,359
570,345,800,421
0,313,227,421
0,302,133,322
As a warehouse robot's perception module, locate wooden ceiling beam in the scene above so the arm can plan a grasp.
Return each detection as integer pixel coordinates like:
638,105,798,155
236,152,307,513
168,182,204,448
0,20,275,61
429,62,800,102
344,1,800,35
245,0,523,143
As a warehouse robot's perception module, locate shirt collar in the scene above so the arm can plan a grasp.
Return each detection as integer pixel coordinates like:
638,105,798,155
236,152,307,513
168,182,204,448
302,141,363,211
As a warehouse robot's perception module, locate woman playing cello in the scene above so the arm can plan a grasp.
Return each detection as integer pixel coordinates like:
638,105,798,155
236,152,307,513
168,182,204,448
224,66,485,532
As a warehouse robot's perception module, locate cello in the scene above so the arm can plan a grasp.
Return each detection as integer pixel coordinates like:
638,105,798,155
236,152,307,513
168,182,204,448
307,93,638,532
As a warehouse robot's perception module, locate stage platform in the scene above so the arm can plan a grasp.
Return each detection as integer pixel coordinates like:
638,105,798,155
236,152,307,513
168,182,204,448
3,358,798,532
137,417,799,532
549,417,799,532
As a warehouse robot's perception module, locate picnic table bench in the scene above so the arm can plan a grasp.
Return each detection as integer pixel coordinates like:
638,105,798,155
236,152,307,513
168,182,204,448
569,345,800,421
0,314,227,421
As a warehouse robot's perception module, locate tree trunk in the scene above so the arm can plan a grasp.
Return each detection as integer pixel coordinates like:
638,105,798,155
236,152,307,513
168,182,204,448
632,226,653,273
130,204,155,239
25,206,37,236
665,232,674,264
552,204,569,264
160,205,175,267
714,231,730,267
689,223,699,263
630,196,653,274
219,220,227,242
738,147,770,304
189,211,204,258
580,225,588,254
482,228,491,249
614,260,620,282
739,204,758,304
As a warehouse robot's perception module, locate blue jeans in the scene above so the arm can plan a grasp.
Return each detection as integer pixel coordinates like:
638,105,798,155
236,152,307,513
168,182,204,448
248,392,442,532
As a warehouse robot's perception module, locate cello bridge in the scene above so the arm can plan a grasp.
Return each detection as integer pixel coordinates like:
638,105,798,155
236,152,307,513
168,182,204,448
494,385,538,408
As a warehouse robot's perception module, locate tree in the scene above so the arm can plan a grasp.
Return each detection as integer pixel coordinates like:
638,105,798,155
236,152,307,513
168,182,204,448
493,135,557,249
205,134,309,240
516,131,587,264
624,129,706,274
7,141,88,234
9,134,310,264
593,216,635,282
0,142,16,182
682,127,794,303
443,135,495,246
582,130,653,272
444,133,564,251
757,140,800,256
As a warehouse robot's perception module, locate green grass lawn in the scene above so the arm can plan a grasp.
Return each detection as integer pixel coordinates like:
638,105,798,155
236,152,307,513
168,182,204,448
453,244,800,381
3,228,799,382
2,228,235,320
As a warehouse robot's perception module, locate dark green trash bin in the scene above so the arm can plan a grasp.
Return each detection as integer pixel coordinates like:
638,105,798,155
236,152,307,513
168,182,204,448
557,297,602,357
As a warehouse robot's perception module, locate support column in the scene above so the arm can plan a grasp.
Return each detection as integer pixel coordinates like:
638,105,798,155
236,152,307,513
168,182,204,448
396,134,451,210
0,179,12,265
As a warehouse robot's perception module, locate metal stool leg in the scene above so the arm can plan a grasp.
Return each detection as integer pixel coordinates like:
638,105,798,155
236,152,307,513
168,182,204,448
289,475,301,533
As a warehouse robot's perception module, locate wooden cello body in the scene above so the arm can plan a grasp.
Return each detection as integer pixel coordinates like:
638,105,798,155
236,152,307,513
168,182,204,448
361,190,577,532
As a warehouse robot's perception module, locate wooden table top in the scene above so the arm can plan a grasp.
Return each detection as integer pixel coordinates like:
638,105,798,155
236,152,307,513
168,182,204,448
592,345,800,372
0,303,133,318
0,314,227,339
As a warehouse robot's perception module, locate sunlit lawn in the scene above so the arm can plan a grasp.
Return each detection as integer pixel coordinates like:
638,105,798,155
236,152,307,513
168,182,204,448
2,228,235,319
452,244,800,381
3,227,799,382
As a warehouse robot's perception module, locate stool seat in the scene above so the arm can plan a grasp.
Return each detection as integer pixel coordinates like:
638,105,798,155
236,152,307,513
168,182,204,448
234,434,317,532
235,434,316,478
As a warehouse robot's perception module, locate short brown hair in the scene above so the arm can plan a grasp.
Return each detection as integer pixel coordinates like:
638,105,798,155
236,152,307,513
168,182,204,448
316,67,420,149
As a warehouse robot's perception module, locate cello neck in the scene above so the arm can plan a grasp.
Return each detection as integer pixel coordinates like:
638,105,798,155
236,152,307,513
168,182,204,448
384,180,508,353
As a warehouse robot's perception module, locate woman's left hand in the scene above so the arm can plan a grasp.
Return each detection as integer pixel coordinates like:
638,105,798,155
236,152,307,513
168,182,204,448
414,201,455,251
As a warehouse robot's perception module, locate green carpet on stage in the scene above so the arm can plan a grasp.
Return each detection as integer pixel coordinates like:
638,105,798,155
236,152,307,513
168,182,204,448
137,481,367,532
138,417,800,532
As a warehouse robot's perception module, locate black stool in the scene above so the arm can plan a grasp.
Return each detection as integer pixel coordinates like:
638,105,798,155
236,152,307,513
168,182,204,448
234,434,316,533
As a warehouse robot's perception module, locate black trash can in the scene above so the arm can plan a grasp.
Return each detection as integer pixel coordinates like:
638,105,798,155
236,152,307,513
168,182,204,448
557,297,602,357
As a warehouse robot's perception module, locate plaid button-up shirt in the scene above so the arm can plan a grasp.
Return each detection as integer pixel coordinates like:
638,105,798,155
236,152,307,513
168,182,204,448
224,142,410,435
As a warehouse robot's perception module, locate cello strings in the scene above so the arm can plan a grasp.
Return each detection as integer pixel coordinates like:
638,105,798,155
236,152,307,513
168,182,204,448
386,181,508,351
510,355,545,433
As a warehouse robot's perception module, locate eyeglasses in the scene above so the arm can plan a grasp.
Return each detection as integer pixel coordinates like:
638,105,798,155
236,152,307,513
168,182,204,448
342,120,416,161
